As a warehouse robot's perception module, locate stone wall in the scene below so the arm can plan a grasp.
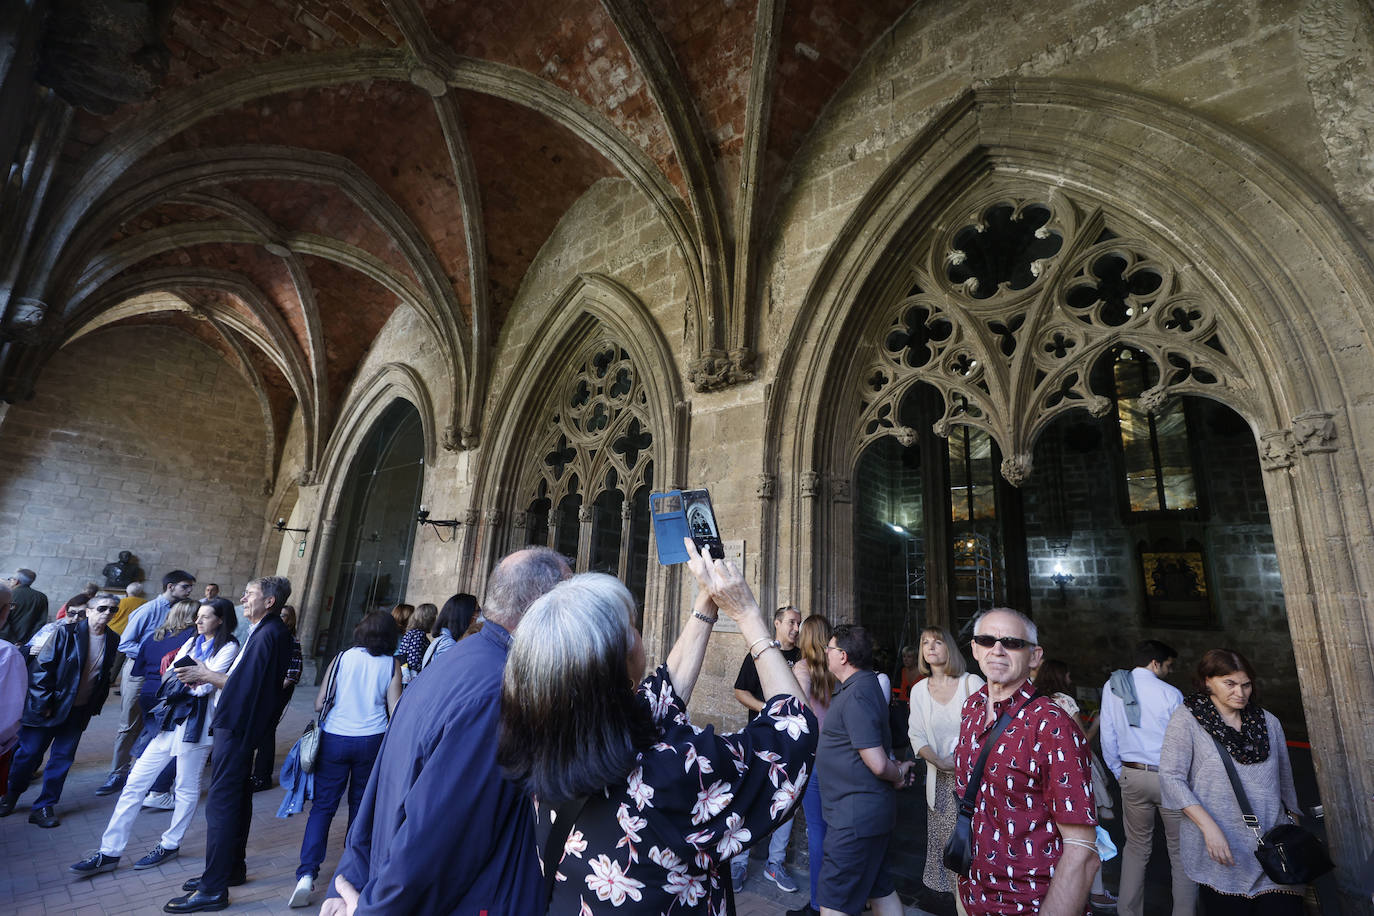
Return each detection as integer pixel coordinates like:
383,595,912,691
0,325,268,603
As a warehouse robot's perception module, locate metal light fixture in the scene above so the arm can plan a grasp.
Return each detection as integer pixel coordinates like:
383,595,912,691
417,505,462,542
1051,562,1075,603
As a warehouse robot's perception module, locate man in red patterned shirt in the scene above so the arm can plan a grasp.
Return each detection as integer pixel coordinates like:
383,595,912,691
954,608,1099,916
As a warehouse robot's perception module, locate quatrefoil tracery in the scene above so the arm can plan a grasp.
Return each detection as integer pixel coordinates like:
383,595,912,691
857,195,1247,484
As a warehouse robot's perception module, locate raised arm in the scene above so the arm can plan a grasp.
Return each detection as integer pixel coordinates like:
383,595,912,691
685,539,802,705
663,566,718,703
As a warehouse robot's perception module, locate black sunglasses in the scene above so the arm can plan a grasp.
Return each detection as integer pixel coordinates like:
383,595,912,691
971,634,1036,651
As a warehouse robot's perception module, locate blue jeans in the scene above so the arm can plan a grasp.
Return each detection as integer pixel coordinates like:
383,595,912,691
802,771,826,908
297,731,384,879
7,705,94,809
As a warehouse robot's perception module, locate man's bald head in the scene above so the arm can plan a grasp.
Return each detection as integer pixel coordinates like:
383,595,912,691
483,547,572,630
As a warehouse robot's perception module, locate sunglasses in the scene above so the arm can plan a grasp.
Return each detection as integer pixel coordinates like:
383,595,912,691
971,634,1035,651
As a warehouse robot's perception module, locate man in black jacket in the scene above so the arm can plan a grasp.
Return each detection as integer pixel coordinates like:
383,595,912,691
0,592,119,826
0,567,49,646
163,575,294,914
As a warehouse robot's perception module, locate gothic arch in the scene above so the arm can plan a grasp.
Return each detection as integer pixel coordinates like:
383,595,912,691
294,365,438,654
471,273,689,659
765,79,1374,893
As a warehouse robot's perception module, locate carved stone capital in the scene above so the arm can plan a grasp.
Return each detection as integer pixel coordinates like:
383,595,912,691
755,473,776,500
441,425,461,453
578,505,594,523
2,298,54,345
688,348,757,392
463,507,480,526
892,425,918,447
1259,429,1297,472
460,423,479,450
800,470,821,499
1138,385,1170,415
727,347,757,385
512,511,527,529
1292,410,1337,455
296,469,319,487
484,509,503,527
1001,453,1033,486
830,474,852,503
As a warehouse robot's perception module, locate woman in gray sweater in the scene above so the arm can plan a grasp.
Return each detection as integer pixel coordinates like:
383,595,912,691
1159,649,1303,916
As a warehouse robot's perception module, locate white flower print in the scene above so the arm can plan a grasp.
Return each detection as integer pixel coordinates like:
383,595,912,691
755,749,787,787
585,855,645,906
627,767,655,811
664,866,708,907
691,780,733,824
648,845,684,872
647,680,677,719
686,829,715,870
616,803,647,862
564,828,588,860
683,743,715,775
579,897,593,916
714,811,751,858
771,709,810,741
770,767,805,819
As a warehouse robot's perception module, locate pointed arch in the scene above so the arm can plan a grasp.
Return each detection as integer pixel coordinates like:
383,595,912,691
763,79,1374,884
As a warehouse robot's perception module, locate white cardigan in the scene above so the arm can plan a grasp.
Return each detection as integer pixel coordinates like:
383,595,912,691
170,635,239,753
907,672,984,808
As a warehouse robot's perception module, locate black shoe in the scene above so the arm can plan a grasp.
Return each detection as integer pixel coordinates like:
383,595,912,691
95,773,126,796
134,845,179,869
0,793,17,817
164,890,230,913
182,870,246,892
70,852,120,877
29,805,59,828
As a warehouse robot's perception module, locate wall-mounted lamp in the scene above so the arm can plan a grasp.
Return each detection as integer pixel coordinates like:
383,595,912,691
1051,562,1075,603
274,518,310,557
417,505,462,542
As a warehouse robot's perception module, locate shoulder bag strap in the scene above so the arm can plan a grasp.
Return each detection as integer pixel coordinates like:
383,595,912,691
543,796,590,912
957,690,1040,815
318,655,341,725
1209,734,1263,841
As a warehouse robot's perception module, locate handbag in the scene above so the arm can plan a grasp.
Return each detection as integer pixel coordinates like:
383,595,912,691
299,656,340,774
1209,735,1333,885
942,690,1040,876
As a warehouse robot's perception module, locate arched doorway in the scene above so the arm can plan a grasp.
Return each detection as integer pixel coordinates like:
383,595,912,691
316,399,424,663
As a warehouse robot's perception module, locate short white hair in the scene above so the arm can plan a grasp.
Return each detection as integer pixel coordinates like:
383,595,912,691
127,582,146,597
972,607,1039,646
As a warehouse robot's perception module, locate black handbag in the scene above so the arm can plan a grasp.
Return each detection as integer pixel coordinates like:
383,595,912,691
1210,736,1333,885
942,690,1040,876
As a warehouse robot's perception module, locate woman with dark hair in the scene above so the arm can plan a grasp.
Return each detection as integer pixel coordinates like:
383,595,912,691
497,541,816,915
424,593,479,667
1160,649,1303,916
907,625,984,907
72,597,240,876
390,603,414,635
289,611,402,907
398,602,437,679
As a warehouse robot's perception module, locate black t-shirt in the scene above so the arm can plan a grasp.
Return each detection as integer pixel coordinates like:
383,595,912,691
734,646,801,720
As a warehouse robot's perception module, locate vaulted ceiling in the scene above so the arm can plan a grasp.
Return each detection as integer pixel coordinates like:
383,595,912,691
13,0,914,478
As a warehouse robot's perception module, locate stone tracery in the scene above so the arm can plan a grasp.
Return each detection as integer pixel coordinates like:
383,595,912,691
857,192,1249,484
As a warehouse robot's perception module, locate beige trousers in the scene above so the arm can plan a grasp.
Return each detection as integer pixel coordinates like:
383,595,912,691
1118,767,1197,916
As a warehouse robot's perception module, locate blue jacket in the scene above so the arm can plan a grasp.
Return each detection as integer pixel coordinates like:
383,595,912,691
276,738,314,818
331,622,541,915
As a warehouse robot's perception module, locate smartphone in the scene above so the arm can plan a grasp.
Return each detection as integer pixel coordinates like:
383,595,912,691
650,488,725,564
172,655,197,668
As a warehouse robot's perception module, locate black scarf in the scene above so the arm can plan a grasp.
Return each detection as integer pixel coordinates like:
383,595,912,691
1184,692,1269,764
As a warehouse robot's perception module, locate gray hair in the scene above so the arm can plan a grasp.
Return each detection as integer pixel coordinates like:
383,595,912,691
92,591,121,607
972,607,1039,646
126,582,146,597
251,575,292,610
509,573,636,698
12,568,35,587
484,547,571,629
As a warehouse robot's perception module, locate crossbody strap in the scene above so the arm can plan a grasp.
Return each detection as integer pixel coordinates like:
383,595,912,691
957,690,1040,815
1209,734,1263,841
543,796,590,911
317,655,341,725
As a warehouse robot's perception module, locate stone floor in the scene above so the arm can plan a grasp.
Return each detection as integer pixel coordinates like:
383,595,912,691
0,688,934,915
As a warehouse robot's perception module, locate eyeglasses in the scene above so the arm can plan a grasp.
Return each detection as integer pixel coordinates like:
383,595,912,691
825,644,840,654
971,634,1036,651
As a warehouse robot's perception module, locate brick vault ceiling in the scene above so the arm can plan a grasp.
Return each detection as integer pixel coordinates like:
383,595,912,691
47,0,915,464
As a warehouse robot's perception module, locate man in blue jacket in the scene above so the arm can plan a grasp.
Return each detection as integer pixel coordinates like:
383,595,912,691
0,593,120,826
163,576,293,913
324,547,570,916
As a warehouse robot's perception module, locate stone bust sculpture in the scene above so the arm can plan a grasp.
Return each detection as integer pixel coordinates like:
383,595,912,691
102,550,142,589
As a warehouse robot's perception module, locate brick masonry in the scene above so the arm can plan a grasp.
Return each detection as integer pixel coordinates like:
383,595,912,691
0,325,269,601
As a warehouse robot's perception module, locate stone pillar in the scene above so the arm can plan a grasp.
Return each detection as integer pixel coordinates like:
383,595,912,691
296,515,338,663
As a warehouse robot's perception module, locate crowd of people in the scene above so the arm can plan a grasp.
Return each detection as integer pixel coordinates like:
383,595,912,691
0,555,1323,916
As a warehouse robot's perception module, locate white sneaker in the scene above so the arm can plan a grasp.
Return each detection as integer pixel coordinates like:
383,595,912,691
142,791,175,811
289,875,315,908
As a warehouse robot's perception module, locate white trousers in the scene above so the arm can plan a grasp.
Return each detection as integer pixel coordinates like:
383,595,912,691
101,728,212,856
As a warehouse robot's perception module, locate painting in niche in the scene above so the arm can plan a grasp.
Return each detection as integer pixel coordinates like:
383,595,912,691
1140,548,1213,627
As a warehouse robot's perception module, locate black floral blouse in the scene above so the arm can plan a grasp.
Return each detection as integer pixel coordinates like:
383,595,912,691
539,664,818,915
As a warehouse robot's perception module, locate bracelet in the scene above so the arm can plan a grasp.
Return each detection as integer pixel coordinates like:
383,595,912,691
750,638,782,660
747,636,773,656
1062,837,1098,852
692,609,718,625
